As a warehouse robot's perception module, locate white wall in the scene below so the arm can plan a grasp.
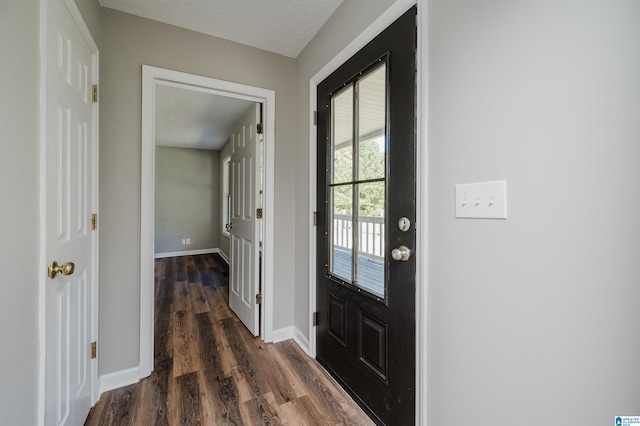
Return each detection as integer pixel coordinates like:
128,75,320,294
293,0,397,344
99,8,296,375
428,1,640,424
0,2,41,424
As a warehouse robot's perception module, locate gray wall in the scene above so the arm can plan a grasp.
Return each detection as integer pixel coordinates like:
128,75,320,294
100,8,296,375
74,0,101,46
293,0,397,341
428,1,640,424
0,2,41,424
218,141,231,258
155,147,220,254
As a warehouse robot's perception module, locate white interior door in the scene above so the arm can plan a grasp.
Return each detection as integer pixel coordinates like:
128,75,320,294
229,104,260,336
44,0,97,424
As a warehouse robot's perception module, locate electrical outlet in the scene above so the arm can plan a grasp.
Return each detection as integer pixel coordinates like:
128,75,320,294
186,238,190,245
181,238,186,245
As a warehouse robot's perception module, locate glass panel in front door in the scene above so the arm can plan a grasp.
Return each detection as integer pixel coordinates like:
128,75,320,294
330,184,352,281
328,61,387,298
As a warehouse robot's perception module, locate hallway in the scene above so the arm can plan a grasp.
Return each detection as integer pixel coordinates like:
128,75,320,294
85,254,373,425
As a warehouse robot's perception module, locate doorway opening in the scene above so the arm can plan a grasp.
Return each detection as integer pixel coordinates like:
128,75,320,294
140,66,276,378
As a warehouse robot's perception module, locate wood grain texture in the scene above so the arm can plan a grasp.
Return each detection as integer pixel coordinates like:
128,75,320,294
85,254,374,426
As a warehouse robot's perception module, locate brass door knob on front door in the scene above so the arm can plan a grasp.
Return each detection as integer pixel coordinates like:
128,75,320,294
226,223,233,230
48,261,75,279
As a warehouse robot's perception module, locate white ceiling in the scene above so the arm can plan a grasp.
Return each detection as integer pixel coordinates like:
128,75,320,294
98,0,344,58
155,85,255,151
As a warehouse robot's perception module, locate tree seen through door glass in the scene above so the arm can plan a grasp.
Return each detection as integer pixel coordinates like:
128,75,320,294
328,61,387,298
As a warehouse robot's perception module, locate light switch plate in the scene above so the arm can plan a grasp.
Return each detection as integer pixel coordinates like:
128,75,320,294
455,180,507,219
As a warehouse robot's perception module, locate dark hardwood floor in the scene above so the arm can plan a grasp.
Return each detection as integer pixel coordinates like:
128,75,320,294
85,254,373,425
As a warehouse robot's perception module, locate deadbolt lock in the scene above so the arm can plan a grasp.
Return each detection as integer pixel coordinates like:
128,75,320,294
398,217,411,232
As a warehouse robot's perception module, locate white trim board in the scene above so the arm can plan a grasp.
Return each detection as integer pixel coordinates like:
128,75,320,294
140,65,276,380
98,367,140,396
218,250,230,265
272,327,311,352
293,326,310,355
271,326,294,343
154,248,221,259
307,0,428,424
416,1,429,424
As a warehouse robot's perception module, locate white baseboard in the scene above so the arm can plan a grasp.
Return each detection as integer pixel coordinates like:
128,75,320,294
155,248,219,259
98,366,140,396
218,249,229,264
271,326,294,343
271,327,309,354
293,326,310,355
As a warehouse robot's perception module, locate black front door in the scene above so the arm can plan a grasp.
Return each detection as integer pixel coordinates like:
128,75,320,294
316,6,417,426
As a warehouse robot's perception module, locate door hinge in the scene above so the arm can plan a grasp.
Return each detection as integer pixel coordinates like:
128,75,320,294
313,111,317,125
256,293,262,305
91,341,97,359
313,211,318,226
92,84,98,103
91,213,98,231
313,312,318,326
257,123,263,134
256,208,263,219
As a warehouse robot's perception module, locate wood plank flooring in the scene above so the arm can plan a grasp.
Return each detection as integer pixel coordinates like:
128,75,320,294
85,254,374,426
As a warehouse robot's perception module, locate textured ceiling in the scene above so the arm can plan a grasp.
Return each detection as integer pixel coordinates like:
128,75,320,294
99,0,343,58
155,85,255,151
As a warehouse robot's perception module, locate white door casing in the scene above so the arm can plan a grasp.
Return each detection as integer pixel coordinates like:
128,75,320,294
42,0,98,424
140,66,276,378
229,104,261,336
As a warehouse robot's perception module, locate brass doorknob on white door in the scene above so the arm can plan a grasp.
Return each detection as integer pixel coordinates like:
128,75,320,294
226,223,233,230
391,246,411,262
48,261,75,279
